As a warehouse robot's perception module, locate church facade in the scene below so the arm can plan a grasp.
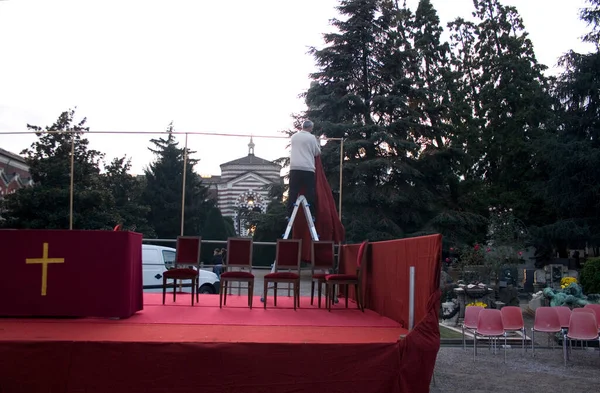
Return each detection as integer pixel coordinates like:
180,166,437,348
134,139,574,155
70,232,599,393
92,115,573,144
203,138,282,236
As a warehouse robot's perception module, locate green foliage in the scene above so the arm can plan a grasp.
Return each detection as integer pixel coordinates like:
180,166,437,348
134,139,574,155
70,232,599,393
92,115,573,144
142,123,214,239
103,157,155,237
201,207,235,263
1,109,119,230
581,257,600,295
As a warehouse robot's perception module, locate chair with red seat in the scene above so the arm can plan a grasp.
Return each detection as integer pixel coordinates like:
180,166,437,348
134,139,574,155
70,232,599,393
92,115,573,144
219,237,254,309
462,306,484,351
501,306,526,354
563,311,600,366
162,236,201,306
325,240,368,312
554,306,572,331
531,307,562,357
310,240,336,308
583,304,600,330
473,309,507,363
263,239,302,310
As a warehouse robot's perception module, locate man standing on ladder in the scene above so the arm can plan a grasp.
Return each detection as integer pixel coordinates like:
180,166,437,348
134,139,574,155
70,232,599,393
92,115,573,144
287,120,321,221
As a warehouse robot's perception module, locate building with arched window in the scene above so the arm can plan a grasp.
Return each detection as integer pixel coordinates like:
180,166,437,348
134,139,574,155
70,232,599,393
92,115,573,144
203,138,283,236
0,148,33,198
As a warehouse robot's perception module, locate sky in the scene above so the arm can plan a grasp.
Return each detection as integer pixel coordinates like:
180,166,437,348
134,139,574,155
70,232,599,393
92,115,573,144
0,0,594,176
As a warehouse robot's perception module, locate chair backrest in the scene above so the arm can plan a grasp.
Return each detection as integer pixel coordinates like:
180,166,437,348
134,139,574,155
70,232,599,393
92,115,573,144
554,306,572,329
311,241,335,272
533,307,561,332
567,311,599,340
572,307,595,315
225,237,253,269
356,240,369,278
113,224,122,231
274,239,302,271
464,306,484,329
501,306,524,330
175,236,202,266
476,309,504,336
584,304,600,325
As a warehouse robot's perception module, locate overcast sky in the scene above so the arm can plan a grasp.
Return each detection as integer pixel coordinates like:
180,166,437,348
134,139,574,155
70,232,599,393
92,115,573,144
0,0,593,176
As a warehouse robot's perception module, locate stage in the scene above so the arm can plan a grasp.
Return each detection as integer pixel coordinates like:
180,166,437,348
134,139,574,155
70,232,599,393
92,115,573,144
0,293,409,393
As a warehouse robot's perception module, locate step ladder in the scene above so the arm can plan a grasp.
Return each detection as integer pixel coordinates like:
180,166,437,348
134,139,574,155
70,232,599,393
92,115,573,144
260,195,337,303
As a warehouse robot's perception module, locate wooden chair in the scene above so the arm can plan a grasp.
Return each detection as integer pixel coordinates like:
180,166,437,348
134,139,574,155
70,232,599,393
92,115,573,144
310,240,336,308
263,239,302,310
325,240,368,312
162,236,201,306
219,237,254,309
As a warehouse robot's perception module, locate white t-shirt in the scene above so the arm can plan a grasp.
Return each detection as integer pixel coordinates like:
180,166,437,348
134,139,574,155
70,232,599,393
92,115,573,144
290,131,321,172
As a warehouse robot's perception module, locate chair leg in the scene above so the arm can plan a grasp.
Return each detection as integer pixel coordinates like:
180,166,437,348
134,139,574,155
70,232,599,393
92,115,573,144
531,329,535,357
274,283,278,307
328,283,334,312
195,277,199,303
263,280,268,310
345,285,349,308
249,281,254,309
162,276,167,305
473,334,477,361
293,281,297,311
355,283,364,312
318,280,323,308
462,325,466,351
173,279,177,302
311,280,315,305
224,280,228,306
191,279,195,306
219,279,224,308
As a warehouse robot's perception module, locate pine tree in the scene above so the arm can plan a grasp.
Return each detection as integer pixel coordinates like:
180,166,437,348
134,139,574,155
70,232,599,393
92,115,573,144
142,123,214,239
2,109,118,229
103,157,155,237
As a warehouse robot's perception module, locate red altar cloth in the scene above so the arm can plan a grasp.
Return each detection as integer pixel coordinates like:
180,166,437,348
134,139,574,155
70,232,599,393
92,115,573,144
0,229,143,318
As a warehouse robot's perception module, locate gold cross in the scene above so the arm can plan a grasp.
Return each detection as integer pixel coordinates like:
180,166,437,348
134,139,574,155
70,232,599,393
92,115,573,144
26,242,65,296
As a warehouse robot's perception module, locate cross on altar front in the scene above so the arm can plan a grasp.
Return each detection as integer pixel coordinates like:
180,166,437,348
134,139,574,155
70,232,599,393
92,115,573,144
26,242,65,296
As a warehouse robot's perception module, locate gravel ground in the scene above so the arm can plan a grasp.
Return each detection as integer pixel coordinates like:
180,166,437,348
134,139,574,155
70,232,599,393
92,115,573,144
431,346,600,393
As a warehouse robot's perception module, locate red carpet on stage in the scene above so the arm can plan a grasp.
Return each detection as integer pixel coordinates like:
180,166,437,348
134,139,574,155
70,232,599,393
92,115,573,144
1,294,408,393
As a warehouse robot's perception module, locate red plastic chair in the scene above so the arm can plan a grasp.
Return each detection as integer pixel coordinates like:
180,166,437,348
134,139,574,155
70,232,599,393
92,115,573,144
310,240,336,308
501,306,526,354
563,311,600,366
531,307,561,357
263,239,302,310
462,306,484,351
474,309,507,363
162,236,201,306
584,304,600,331
554,306,572,330
325,240,368,312
219,237,254,309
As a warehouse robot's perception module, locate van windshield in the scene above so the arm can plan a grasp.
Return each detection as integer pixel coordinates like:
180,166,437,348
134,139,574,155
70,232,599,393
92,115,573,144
162,250,176,266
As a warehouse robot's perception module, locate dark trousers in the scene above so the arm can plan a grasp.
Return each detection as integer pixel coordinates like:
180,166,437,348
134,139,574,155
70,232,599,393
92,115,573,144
287,169,316,217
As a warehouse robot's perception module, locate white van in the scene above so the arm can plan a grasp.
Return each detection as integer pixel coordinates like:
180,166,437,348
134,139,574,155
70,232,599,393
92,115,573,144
142,244,220,294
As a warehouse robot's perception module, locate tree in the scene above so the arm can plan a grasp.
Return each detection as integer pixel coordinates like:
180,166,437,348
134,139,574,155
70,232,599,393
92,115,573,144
201,207,235,262
103,157,155,237
2,109,118,229
537,0,600,252
142,123,214,239
304,0,428,242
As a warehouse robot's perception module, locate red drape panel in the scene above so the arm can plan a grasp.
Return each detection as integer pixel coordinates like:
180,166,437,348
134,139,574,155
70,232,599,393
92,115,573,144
340,235,442,392
292,156,345,260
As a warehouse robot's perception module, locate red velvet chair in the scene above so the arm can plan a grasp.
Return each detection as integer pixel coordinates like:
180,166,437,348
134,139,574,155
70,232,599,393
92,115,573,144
310,240,335,308
263,239,302,310
162,236,201,306
219,237,254,309
325,240,368,312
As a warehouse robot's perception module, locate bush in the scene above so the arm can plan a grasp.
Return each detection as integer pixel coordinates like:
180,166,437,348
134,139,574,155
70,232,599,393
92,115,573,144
580,257,600,295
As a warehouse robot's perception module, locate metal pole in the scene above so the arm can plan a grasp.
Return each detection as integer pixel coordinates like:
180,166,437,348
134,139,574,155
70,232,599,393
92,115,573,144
338,138,344,220
180,133,188,236
69,133,75,230
409,266,415,330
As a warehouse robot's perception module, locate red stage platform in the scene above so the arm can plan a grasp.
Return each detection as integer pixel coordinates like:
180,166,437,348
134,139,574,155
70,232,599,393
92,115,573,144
0,294,409,393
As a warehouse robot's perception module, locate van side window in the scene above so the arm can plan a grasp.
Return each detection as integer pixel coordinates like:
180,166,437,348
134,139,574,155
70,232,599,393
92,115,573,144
163,250,176,266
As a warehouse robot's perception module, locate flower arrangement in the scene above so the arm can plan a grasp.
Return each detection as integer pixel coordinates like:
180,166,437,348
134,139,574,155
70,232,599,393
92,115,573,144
466,301,487,308
561,277,577,289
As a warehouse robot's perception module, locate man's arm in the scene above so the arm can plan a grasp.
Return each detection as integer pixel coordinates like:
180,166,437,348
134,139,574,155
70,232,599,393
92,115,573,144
314,136,321,156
